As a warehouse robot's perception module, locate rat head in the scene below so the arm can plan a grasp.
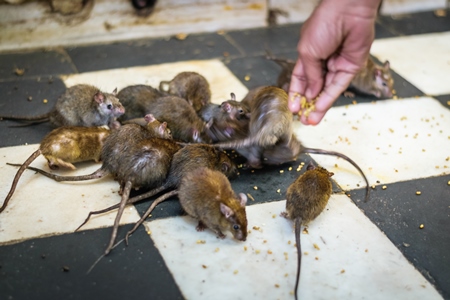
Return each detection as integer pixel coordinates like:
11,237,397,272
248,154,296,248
220,193,248,241
217,151,238,179
95,88,126,118
374,61,394,98
220,93,251,121
144,114,172,139
190,126,212,144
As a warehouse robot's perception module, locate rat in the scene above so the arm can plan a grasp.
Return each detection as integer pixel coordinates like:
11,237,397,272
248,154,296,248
76,143,238,235
178,167,248,241
159,71,211,115
212,86,369,201
345,59,393,98
117,84,166,122
281,162,334,300
201,93,251,143
116,84,210,143
124,166,246,244
0,125,111,213
0,84,125,128
6,121,179,254
266,53,394,98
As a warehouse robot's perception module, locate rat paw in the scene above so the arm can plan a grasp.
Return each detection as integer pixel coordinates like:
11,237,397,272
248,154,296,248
196,221,207,232
343,91,355,98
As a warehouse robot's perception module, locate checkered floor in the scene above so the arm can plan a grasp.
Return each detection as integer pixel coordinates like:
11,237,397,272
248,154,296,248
0,8,449,300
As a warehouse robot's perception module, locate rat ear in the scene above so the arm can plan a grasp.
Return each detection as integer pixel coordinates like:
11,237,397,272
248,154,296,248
192,128,199,141
221,102,231,113
220,203,234,219
306,162,315,171
230,93,236,101
144,114,155,123
374,68,382,78
238,193,247,207
94,91,105,104
383,60,390,70
112,87,118,96
159,122,168,133
206,119,213,129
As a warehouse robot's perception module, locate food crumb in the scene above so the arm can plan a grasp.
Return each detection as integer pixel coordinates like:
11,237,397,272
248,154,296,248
340,269,345,274
255,250,261,254
365,249,368,253
279,170,284,174
244,246,247,251
315,257,319,260
419,224,424,229
276,189,281,193
62,266,70,272
267,250,273,254
313,243,320,250
202,265,207,269
304,252,309,255
275,284,280,288
288,167,292,171
215,248,220,252
272,214,277,218
285,273,289,277
253,186,258,190
371,185,376,189
43,99,48,103
302,228,309,234
233,270,238,274
244,75,251,81
416,191,422,195
196,240,206,244
382,185,387,190
252,226,260,230
247,193,255,201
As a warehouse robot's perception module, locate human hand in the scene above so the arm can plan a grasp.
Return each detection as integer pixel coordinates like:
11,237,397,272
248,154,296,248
289,0,381,125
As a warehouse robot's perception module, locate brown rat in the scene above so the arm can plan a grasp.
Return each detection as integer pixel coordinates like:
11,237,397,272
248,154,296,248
266,53,394,98
159,71,211,115
7,122,180,254
115,84,210,143
281,162,334,300
201,93,251,143
0,84,125,128
124,166,246,244
178,167,248,240
213,86,369,201
117,84,166,122
0,126,111,213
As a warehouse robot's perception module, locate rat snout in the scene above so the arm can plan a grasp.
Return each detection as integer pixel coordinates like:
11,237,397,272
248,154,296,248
116,105,126,116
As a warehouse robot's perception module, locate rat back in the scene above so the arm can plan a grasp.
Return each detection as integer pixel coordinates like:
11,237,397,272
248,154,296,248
117,84,165,121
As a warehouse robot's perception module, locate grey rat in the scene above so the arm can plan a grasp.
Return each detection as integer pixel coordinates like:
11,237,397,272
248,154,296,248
281,163,334,300
201,93,251,143
8,121,180,255
0,84,125,128
213,86,369,201
159,71,211,115
1,126,111,213
266,53,394,98
115,84,209,143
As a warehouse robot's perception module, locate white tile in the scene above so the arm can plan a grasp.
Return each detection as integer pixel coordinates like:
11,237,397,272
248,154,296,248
380,0,447,15
293,97,450,191
62,59,249,105
371,32,450,95
0,0,266,52
146,196,442,300
0,144,140,245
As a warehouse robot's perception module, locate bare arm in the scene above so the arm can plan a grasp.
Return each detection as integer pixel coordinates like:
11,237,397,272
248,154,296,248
289,0,382,125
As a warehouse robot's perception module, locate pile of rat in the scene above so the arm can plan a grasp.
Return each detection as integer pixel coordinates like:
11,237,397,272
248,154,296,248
1,57,392,298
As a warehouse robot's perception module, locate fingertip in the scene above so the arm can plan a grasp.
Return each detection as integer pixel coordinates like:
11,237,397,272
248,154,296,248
288,95,301,114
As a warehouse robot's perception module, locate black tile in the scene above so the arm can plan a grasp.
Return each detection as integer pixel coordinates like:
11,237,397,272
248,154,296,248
0,50,76,80
433,94,450,110
66,33,241,73
374,22,398,38
378,9,450,36
0,77,66,147
352,174,450,299
225,24,301,57
0,226,183,300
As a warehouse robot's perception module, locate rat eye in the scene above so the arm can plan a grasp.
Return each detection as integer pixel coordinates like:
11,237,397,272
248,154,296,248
233,224,240,231
107,104,113,110
382,82,387,87
238,109,244,114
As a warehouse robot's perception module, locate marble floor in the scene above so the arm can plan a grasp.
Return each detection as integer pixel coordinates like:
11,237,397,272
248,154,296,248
0,4,449,300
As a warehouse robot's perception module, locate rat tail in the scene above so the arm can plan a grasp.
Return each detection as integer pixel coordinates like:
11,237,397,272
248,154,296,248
264,48,295,68
294,217,302,300
212,136,257,150
6,163,107,182
303,147,370,202
0,111,51,122
1,149,41,213
125,189,178,245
